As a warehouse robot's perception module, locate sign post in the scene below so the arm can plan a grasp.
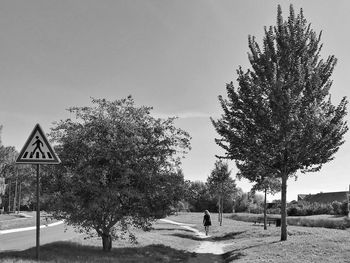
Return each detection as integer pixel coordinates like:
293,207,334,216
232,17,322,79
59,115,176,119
16,124,61,260
348,184,350,218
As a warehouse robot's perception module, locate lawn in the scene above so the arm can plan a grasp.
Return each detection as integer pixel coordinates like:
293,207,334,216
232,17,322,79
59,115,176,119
2,212,350,262
0,212,58,230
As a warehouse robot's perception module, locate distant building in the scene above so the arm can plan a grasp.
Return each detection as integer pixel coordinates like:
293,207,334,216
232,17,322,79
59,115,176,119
298,191,348,204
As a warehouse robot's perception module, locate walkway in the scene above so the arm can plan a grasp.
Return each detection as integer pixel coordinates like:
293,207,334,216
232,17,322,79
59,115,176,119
159,219,229,255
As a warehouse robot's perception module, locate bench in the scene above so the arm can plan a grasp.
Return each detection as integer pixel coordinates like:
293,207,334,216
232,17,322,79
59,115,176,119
254,217,280,226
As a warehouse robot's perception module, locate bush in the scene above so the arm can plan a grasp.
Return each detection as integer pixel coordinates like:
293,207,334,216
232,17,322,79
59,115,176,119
287,216,350,230
332,201,342,215
248,203,263,214
341,201,349,216
287,202,333,216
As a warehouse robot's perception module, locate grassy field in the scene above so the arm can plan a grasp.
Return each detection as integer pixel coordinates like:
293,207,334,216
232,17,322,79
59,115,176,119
0,212,58,230
2,212,350,262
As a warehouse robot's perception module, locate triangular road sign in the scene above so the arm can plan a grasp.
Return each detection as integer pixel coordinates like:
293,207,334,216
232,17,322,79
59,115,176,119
16,124,61,164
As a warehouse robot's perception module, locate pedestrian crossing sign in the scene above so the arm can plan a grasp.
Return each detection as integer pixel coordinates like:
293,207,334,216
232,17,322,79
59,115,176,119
16,124,61,164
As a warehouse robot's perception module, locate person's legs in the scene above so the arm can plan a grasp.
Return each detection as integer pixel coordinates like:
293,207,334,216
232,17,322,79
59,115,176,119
205,226,209,235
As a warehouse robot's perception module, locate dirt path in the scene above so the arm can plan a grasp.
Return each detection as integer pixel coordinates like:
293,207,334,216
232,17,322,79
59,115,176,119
159,219,229,255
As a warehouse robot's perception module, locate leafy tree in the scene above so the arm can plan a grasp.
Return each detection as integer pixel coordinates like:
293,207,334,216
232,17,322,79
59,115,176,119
238,161,280,229
47,97,191,251
232,187,246,212
212,5,348,240
207,160,237,226
184,180,217,212
0,143,19,212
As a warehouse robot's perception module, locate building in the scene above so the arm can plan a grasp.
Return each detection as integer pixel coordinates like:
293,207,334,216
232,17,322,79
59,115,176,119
298,191,348,204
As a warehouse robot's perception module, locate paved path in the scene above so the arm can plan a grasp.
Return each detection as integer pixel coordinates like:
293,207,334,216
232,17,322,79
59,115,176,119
159,219,228,255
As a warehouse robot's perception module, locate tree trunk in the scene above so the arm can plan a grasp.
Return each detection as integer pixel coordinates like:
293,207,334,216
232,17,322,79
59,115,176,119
221,195,224,226
218,195,221,224
264,187,267,230
281,174,288,241
219,195,223,226
102,233,112,251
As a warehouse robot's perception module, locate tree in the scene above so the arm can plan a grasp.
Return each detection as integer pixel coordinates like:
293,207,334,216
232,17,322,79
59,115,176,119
212,5,348,241
207,160,236,226
237,161,280,230
47,97,191,251
0,143,19,212
184,180,217,212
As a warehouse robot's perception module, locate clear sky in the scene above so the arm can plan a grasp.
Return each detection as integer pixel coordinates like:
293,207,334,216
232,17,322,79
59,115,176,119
0,0,349,202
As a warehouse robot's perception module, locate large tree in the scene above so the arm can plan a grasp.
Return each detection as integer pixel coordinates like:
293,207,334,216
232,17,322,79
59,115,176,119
212,5,348,241
207,160,236,226
47,97,191,250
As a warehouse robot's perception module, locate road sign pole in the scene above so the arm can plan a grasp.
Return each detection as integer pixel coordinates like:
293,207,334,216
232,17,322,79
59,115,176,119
15,123,61,260
348,184,350,218
36,164,40,260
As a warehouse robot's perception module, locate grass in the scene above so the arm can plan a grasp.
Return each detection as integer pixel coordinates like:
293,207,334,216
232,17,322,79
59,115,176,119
0,211,59,231
2,212,350,262
0,242,199,263
231,212,350,229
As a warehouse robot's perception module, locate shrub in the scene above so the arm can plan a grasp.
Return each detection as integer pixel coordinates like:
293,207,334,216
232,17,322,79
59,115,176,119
287,202,333,216
341,201,349,216
248,203,263,214
332,201,342,215
287,216,350,230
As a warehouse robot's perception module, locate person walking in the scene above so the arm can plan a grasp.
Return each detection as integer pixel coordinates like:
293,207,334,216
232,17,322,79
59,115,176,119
203,210,211,236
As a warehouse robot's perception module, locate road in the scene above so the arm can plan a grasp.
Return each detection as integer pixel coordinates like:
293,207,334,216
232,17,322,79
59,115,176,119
0,222,80,251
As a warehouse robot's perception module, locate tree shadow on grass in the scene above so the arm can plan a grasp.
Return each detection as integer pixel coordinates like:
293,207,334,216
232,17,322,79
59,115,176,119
211,231,246,241
0,241,225,263
154,227,194,233
222,240,280,263
171,231,246,242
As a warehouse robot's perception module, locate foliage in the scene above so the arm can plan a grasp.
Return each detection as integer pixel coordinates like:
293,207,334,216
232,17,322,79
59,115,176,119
184,180,217,212
212,4,348,241
287,201,333,216
233,189,266,213
207,160,236,199
331,201,349,216
206,160,237,225
46,97,191,251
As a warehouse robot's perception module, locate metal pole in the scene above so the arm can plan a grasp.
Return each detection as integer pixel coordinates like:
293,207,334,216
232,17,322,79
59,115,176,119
8,180,11,212
18,182,21,213
36,164,40,260
348,184,350,218
14,168,18,213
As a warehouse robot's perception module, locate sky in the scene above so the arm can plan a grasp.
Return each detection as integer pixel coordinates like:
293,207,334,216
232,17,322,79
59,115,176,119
0,0,349,202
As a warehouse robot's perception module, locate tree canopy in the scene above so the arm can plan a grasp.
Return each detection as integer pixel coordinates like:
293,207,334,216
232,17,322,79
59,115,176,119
207,160,236,225
47,96,191,250
212,4,348,241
